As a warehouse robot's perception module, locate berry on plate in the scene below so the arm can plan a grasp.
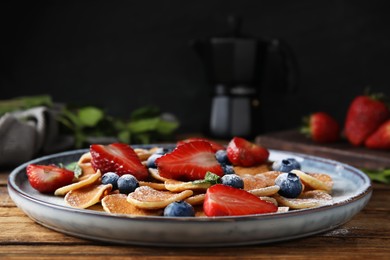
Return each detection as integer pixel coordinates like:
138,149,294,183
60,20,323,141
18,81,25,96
156,140,224,181
145,153,164,168
275,172,303,198
272,158,301,173
177,137,225,152
226,137,269,167
90,143,148,180
101,172,120,190
364,119,390,149
215,149,231,165
164,201,195,217
203,184,278,216
301,112,340,143
221,174,244,189
26,164,75,193
344,94,390,146
117,174,139,194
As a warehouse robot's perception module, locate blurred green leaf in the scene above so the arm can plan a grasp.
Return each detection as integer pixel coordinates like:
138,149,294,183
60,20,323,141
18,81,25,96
362,168,390,184
156,120,179,135
0,95,53,116
134,133,151,144
118,130,131,143
130,106,160,121
127,117,160,133
78,106,104,127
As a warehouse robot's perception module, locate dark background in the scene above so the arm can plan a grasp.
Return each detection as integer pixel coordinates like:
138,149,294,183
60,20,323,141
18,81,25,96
1,0,389,137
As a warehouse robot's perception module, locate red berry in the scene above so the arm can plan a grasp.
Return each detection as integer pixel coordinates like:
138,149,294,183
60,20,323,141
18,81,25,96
365,119,390,149
90,143,148,180
305,112,340,143
344,95,390,146
226,137,269,167
203,184,278,217
177,137,225,152
156,140,223,181
26,164,74,193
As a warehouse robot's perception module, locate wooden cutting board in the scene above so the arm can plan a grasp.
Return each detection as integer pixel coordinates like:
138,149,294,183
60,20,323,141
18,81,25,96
256,129,390,170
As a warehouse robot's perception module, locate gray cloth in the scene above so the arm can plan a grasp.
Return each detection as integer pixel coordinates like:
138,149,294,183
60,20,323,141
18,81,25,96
0,106,73,167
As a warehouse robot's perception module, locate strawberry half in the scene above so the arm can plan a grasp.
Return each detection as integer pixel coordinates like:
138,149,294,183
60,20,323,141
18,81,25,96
365,119,390,149
90,143,148,180
177,137,225,152
26,164,74,193
226,137,269,167
156,140,224,181
203,184,278,217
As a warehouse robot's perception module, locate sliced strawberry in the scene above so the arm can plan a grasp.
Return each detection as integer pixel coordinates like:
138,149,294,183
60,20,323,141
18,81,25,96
177,137,225,152
26,164,74,193
156,140,224,181
203,184,278,216
226,137,269,167
90,143,148,180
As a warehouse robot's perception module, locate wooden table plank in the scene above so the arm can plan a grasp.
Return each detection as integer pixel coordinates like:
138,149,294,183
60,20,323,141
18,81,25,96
1,165,390,258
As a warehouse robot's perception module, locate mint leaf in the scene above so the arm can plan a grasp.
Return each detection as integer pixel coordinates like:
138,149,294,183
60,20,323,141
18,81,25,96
65,162,83,179
193,172,222,185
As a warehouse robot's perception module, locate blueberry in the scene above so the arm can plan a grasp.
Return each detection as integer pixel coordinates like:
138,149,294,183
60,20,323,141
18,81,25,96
164,201,195,217
272,158,301,172
153,147,170,154
275,172,302,198
221,174,244,189
215,150,231,165
146,153,163,168
117,174,139,194
222,164,235,175
101,172,119,190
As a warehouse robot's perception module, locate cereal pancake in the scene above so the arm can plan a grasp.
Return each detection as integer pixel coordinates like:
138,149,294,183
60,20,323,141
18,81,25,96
55,170,101,196
127,186,193,209
102,194,162,216
65,184,112,209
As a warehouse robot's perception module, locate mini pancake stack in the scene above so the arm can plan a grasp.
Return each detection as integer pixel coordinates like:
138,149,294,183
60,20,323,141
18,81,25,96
54,147,334,217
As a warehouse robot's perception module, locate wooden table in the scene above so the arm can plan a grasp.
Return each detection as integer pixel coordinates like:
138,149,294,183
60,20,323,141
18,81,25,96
0,169,389,259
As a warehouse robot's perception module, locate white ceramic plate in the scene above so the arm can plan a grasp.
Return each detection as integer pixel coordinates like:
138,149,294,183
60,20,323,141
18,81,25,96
8,146,372,247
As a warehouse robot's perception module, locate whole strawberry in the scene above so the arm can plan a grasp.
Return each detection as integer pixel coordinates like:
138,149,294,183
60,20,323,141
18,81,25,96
364,119,390,149
344,94,390,146
301,112,340,143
